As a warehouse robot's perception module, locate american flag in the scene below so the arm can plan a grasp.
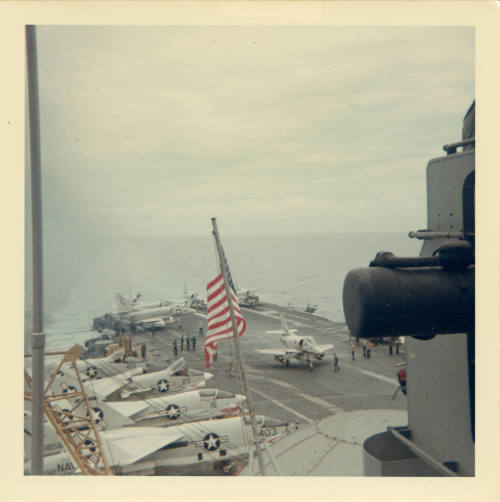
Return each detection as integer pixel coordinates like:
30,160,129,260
205,273,246,368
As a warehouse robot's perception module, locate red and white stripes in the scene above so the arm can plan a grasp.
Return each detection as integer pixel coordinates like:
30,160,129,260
204,273,246,368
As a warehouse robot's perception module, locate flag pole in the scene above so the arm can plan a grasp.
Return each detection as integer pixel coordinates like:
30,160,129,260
211,218,266,475
26,25,46,475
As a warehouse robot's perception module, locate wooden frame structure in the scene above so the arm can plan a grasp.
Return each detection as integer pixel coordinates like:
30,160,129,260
25,345,113,475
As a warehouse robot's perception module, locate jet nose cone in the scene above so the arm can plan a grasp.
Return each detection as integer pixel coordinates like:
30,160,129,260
236,394,246,403
204,372,213,380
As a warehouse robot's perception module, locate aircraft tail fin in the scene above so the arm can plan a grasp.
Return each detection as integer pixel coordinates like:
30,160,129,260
87,396,137,430
115,292,134,311
165,357,186,376
106,347,126,363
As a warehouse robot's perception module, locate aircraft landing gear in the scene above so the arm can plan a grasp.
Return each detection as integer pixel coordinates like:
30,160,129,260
286,359,290,367
215,460,236,475
308,360,314,372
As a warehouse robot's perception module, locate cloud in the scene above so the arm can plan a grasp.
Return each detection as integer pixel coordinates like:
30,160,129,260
36,26,473,237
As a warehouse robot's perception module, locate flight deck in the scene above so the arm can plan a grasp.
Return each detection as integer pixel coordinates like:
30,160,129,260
123,303,406,436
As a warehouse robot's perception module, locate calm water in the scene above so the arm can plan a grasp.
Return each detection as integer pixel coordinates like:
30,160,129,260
25,232,421,351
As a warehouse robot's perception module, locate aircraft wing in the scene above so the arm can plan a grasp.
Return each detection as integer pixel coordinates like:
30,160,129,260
100,427,184,466
135,317,166,326
256,348,301,356
105,400,151,419
317,344,334,353
84,367,144,399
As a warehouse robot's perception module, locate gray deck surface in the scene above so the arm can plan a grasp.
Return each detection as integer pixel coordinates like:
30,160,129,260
130,303,408,475
26,303,408,476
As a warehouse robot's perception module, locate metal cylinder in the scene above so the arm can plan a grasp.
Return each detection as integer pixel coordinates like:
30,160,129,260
27,24,46,476
342,266,474,338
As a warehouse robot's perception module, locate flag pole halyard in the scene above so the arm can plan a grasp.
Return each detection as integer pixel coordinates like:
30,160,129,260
210,218,267,476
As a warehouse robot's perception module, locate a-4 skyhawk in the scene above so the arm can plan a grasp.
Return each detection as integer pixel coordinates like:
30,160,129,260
256,314,333,371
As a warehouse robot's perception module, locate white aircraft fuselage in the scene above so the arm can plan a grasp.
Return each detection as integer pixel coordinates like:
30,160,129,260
257,314,333,370
280,333,325,359
26,415,287,475
237,289,261,307
107,388,244,426
119,416,287,475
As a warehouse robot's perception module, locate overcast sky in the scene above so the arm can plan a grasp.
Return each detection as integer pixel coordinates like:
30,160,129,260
34,26,474,238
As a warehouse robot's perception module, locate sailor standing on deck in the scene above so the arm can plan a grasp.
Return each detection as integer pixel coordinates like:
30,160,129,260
351,342,355,361
173,339,178,357
186,336,191,351
333,353,340,372
393,368,407,398
397,368,407,395
180,335,184,351
199,321,204,337
362,340,367,358
366,341,373,359
191,335,196,351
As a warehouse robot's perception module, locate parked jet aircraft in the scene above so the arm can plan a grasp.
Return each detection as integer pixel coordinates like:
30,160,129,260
115,292,190,316
102,388,245,426
114,294,192,331
183,290,207,311
129,316,171,331
115,292,170,311
26,415,288,475
236,289,262,307
256,314,333,371
50,357,212,400
47,348,147,382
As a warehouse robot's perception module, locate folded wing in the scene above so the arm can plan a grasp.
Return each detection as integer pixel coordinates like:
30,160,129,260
100,427,184,466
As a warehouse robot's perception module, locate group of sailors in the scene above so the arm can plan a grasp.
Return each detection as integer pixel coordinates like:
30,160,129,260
172,321,205,357
348,336,402,360
173,334,198,356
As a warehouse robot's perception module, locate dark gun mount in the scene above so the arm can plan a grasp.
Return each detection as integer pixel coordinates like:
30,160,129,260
342,242,474,339
354,102,475,477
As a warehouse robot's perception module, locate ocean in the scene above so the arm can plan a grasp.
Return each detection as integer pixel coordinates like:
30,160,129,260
24,232,421,351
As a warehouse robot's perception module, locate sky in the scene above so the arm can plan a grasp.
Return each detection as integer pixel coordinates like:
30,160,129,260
32,26,474,239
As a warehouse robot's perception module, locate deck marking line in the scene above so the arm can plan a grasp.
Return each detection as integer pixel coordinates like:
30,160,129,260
353,367,399,385
242,307,307,327
247,368,341,412
250,387,315,424
241,308,281,320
